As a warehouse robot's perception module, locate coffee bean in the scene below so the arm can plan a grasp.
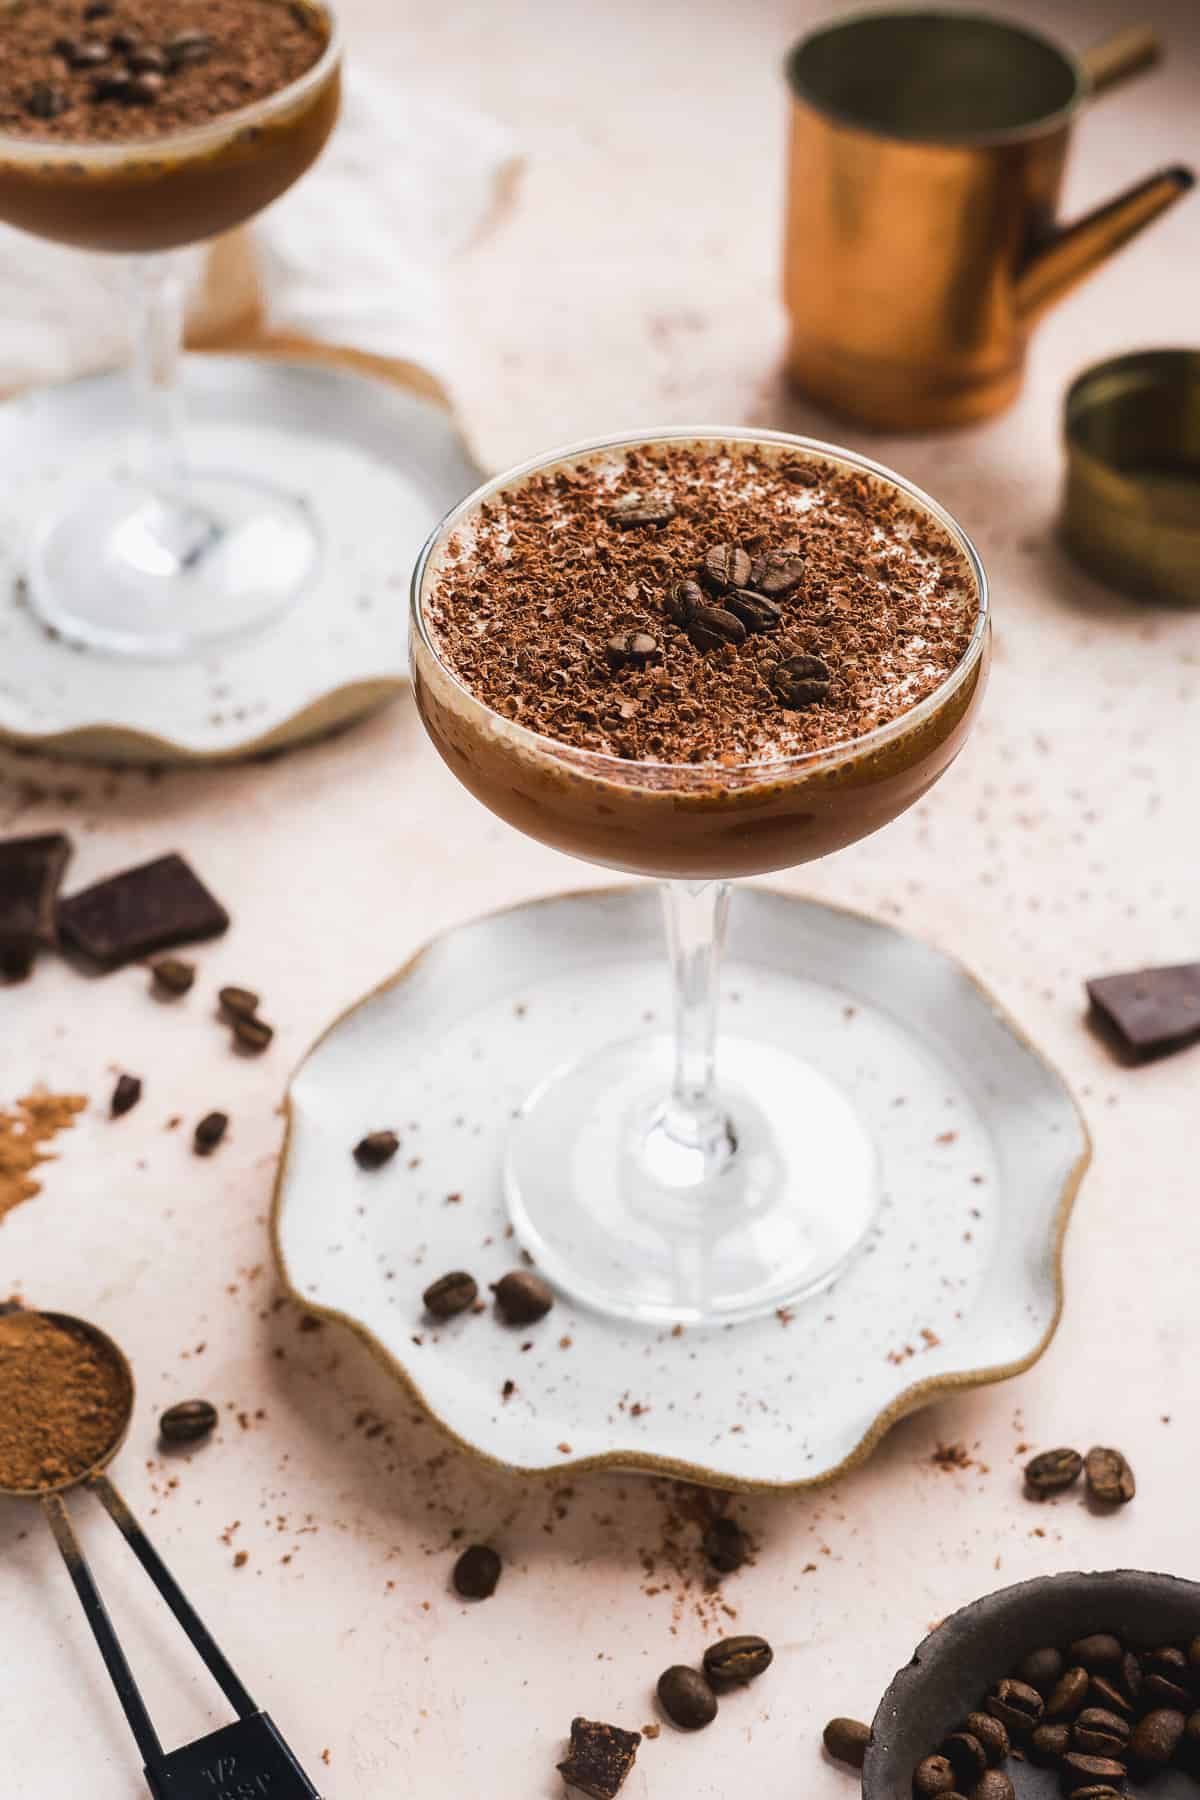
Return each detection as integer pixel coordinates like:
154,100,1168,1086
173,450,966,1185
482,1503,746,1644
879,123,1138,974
1184,1708,1200,1752
151,955,195,995
26,81,70,117
128,46,166,71
492,1270,554,1325
290,0,315,24
941,1732,986,1785
702,1515,748,1573
608,491,674,528
701,545,752,594
109,28,138,50
965,1714,1009,1764
725,590,783,633
987,1678,1045,1734
219,985,260,1021
1088,1678,1132,1719
1131,1707,1186,1765
1025,1447,1083,1495
452,1543,500,1599
750,549,806,597
1020,1649,1066,1696
111,1072,142,1117
66,38,110,64
1146,1647,1189,1683
1142,1673,1191,1710
92,73,135,100
127,73,162,101
666,579,703,625
353,1130,399,1169
1060,1754,1127,1790
1190,1638,1200,1674
913,1754,956,1797
657,1666,717,1731
193,1110,228,1155
1031,1724,1072,1763
232,1014,273,1052
772,654,831,709
165,29,212,66
605,631,658,670
1119,1652,1143,1703
823,1718,870,1768
687,604,746,651
701,1635,772,1686
159,1399,217,1444
1084,1446,1135,1506
1073,1710,1130,1758
974,1773,1014,1800
1046,1669,1091,1720
423,1271,478,1319
1070,1636,1124,1674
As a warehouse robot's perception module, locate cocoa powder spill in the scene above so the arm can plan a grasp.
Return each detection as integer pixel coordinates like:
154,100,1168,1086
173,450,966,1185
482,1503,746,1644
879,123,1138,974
0,1089,87,1224
0,1309,129,1491
428,441,976,766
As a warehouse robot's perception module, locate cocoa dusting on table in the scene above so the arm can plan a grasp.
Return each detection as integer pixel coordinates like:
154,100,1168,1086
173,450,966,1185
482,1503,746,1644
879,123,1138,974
0,0,328,141
0,1089,87,1224
0,1309,129,1491
428,442,976,765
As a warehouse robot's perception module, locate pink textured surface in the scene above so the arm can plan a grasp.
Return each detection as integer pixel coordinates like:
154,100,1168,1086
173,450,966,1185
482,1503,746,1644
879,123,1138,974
2,0,1199,1794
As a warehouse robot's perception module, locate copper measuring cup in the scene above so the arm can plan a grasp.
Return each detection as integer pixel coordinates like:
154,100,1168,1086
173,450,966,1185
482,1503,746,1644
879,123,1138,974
0,1310,322,1799
783,11,1194,431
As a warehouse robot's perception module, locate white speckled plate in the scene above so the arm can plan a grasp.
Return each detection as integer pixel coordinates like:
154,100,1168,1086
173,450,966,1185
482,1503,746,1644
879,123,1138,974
272,886,1089,1492
0,355,483,764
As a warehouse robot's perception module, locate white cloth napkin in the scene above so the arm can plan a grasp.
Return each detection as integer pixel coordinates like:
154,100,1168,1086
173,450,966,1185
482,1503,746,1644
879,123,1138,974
0,70,517,398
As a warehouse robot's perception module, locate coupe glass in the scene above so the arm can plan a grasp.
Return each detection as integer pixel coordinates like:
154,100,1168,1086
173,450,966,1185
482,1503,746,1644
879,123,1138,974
0,2,341,657
411,429,990,1326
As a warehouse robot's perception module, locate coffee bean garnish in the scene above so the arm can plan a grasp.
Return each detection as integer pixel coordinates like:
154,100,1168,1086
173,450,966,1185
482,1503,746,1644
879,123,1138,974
63,37,110,65
823,1718,870,1768
608,491,674,528
701,544,752,593
1084,1446,1135,1505
942,1732,987,1785
219,985,259,1021
128,46,166,72
687,604,746,652
165,29,212,66
702,1515,747,1573
772,653,831,709
986,1678,1044,1734
1020,1648,1065,1696
423,1271,478,1319
724,589,782,633
232,1014,273,1052
657,1666,717,1731
26,81,70,118
913,1753,957,1796
557,1718,641,1800
124,72,163,101
1061,1752,1127,1788
666,579,703,625
452,1543,500,1599
1046,1668,1091,1720
159,1399,217,1445
1031,1724,1072,1763
151,955,195,996
110,1072,142,1117
1073,1709,1130,1758
353,1130,399,1170
973,1773,1014,1800
750,549,806,597
492,1270,554,1325
1071,1635,1124,1674
91,72,135,100
701,1635,773,1686
965,1714,1009,1764
1025,1447,1083,1495
605,631,658,670
193,1110,228,1155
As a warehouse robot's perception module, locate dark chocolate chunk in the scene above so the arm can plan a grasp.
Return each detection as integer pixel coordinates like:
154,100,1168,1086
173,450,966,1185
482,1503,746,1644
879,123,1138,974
0,832,71,980
1087,963,1200,1059
110,1073,142,1118
557,1717,641,1800
58,853,229,968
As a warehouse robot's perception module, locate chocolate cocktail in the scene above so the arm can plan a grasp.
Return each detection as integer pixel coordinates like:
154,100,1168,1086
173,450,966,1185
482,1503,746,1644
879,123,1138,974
412,429,989,1324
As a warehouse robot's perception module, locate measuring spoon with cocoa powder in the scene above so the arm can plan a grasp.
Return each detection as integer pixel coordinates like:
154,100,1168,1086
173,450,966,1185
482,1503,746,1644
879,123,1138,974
0,1307,323,1799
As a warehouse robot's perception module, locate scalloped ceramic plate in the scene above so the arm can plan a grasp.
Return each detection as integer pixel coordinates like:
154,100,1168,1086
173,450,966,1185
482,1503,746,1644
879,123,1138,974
272,886,1089,1492
0,355,483,763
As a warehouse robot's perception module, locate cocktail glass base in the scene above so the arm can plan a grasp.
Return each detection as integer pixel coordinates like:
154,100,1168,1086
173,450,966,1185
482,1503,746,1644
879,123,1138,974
504,1032,878,1327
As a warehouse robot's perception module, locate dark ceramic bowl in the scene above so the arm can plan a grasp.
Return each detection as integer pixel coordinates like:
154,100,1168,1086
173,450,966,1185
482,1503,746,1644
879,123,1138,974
865,1571,1200,1800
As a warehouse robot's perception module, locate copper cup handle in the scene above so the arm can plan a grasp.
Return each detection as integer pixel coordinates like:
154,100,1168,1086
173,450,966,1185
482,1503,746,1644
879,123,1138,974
1082,25,1162,98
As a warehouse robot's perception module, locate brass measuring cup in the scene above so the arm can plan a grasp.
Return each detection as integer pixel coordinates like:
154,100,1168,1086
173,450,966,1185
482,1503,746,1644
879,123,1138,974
783,12,1194,431
0,1310,322,1799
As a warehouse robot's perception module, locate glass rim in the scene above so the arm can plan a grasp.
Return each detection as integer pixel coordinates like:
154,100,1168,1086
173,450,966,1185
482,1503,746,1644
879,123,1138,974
410,424,990,783
0,0,341,166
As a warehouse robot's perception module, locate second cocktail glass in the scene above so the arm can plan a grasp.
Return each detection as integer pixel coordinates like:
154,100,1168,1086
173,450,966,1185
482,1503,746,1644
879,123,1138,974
411,429,990,1327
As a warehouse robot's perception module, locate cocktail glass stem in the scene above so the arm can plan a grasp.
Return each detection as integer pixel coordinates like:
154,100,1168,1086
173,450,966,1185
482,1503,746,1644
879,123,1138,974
643,880,737,1186
130,252,188,489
